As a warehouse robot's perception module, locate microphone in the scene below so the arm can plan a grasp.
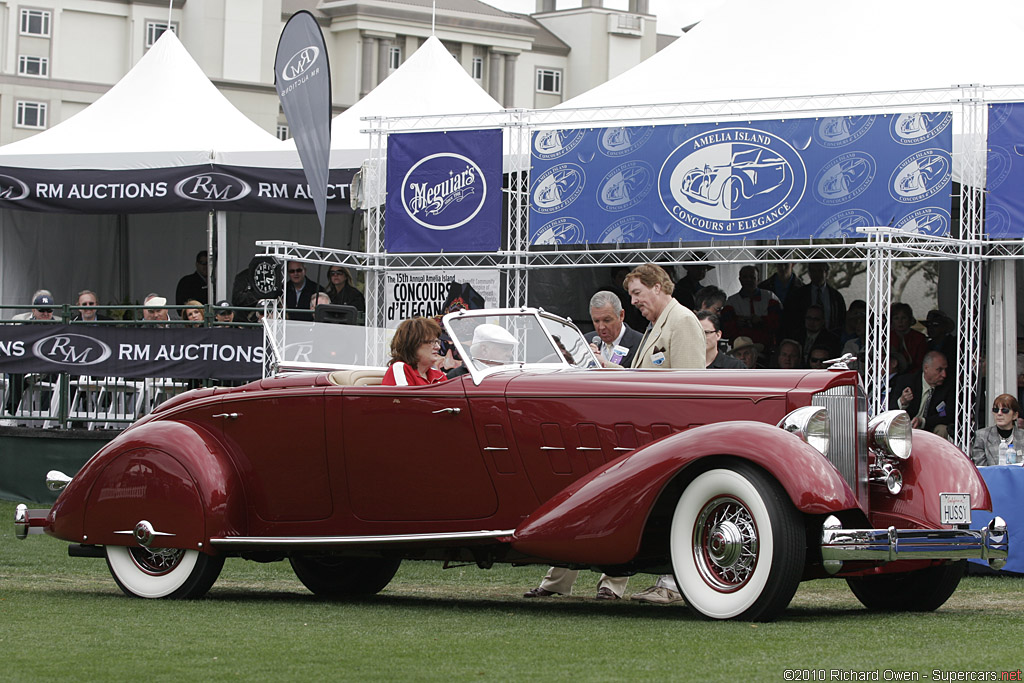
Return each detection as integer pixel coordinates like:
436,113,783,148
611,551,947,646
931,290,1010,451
592,335,601,345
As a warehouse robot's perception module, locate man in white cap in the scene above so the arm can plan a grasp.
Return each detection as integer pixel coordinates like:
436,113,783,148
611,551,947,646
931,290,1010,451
468,323,517,367
142,293,170,326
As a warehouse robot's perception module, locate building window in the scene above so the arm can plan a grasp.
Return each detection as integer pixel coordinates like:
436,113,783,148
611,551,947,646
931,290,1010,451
146,21,177,48
16,101,48,129
18,55,49,78
471,57,483,81
536,68,562,95
388,46,402,71
276,124,290,141
20,9,51,37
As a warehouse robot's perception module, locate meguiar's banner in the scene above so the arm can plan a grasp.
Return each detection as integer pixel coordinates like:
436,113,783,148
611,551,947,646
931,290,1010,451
529,113,953,244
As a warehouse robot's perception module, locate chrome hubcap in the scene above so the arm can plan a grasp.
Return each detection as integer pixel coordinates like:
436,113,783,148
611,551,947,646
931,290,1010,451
128,547,185,576
693,496,759,592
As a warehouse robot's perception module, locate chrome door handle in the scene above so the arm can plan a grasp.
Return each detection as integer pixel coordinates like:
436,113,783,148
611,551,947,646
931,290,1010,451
212,413,240,419
432,408,461,415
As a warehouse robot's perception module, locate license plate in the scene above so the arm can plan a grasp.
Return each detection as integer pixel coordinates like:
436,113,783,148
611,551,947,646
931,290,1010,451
940,492,971,525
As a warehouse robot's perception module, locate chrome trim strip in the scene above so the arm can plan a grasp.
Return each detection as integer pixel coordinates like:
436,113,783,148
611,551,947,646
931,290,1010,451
613,447,632,451
209,528,518,547
539,446,564,450
575,447,601,451
821,519,1008,569
482,447,508,451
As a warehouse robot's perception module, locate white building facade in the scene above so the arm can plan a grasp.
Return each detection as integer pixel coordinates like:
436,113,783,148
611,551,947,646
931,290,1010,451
0,0,675,145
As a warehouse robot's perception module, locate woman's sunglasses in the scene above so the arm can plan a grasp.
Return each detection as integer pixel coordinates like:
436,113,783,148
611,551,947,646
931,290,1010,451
992,406,1014,414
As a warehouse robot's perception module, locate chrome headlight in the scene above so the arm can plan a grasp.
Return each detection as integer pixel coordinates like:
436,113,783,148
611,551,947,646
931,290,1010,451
778,406,830,458
868,410,912,460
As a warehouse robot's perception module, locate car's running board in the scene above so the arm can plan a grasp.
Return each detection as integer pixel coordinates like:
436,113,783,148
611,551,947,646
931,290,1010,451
209,529,517,547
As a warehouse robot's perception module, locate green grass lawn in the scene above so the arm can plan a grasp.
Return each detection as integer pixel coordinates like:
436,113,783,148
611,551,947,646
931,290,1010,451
2,498,1022,682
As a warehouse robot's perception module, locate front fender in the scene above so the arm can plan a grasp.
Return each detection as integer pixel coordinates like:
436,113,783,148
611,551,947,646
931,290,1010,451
512,421,858,565
48,421,245,553
869,429,992,529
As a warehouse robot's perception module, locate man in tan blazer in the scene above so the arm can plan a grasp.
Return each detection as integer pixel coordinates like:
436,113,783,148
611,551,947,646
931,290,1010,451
624,263,705,370
623,263,705,605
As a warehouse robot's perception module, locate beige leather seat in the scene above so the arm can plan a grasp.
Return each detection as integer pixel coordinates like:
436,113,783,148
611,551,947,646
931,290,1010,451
327,369,386,387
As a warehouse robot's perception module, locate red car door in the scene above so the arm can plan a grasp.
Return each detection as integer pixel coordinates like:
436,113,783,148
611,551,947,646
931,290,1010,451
339,379,498,523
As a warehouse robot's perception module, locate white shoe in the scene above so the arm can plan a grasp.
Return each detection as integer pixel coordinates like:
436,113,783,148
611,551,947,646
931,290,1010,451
630,586,684,604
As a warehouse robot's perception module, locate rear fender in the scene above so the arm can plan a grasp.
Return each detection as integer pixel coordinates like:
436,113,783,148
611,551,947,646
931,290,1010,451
512,421,858,565
48,421,245,553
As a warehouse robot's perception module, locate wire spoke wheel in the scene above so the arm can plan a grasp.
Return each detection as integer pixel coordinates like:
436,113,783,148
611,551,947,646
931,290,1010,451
671,463,804,621
106,546,223,599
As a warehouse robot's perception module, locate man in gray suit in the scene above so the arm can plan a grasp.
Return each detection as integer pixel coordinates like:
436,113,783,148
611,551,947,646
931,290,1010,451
587,290,644,368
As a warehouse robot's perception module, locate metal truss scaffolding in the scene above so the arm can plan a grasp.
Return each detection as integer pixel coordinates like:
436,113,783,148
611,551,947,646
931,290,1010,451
253,84,1024,453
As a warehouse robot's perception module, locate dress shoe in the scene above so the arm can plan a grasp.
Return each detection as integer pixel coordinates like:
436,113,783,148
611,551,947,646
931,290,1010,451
595,587,620,600
523,586,560,598
629,586,684,604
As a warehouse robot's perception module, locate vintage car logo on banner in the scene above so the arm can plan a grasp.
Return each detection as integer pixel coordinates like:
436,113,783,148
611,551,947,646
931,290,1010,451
890,112,952,145
816,208,877,239
599,215,652,243
599,126,654,157
983,204,1013,238
814,115,875,148
531,216,585,245
531,163,585,215
32,333,112,366
174,173,252,202
400,153,487,230
598,160,654,211
280,46,320,81
987,145,1013,191
894,207,951,236
533,129,587,161
659,127,806,236
0,174,30,201
889,149,951,202
813,152,876,205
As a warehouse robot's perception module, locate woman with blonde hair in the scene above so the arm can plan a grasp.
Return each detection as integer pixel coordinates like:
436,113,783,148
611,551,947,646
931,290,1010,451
183,299,205,327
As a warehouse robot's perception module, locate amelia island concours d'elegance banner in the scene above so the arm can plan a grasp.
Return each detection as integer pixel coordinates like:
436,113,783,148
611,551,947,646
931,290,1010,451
529,113,954,245
986,102,1024,239
0,325,262,380
385,129,503,253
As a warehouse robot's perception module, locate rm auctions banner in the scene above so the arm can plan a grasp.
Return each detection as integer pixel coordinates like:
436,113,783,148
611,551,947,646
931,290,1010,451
0,165,356,214
385,129,503,253
529,114,953,245
0,325,262,380
986,102,1024,238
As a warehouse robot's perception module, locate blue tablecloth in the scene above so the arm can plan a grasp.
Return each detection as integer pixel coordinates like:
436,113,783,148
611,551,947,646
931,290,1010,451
970,465,1024,574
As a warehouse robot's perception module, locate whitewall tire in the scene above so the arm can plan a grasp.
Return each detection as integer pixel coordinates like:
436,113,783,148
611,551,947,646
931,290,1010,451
106,546,223,599
670,463,804,621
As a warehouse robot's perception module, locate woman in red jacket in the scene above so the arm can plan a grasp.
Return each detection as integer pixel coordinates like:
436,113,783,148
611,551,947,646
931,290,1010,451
382,317,447,386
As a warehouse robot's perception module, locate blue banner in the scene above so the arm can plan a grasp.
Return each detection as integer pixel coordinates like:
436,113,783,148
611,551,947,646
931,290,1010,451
385,129,503,253
986,103,1024,238
529,114,953,245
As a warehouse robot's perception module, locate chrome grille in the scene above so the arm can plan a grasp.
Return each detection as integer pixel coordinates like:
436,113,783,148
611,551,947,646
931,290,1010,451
812,384,868,504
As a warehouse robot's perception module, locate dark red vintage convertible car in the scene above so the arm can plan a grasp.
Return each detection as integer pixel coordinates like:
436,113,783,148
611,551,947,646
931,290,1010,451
16,308,1008,621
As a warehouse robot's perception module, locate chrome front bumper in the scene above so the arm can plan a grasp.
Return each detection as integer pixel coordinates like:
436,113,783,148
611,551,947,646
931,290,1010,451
820,515,1008,572
14,504,48,540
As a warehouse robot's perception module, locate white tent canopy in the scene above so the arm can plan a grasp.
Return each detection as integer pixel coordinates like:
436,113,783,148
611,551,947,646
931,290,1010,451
559,0,1024,109
222,35,504,171
0,31,282,170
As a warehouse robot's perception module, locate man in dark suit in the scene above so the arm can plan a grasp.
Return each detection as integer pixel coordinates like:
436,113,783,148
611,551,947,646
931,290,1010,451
587,290,643,368
794,304,841,363
782,262,846,339
889,351,953,438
